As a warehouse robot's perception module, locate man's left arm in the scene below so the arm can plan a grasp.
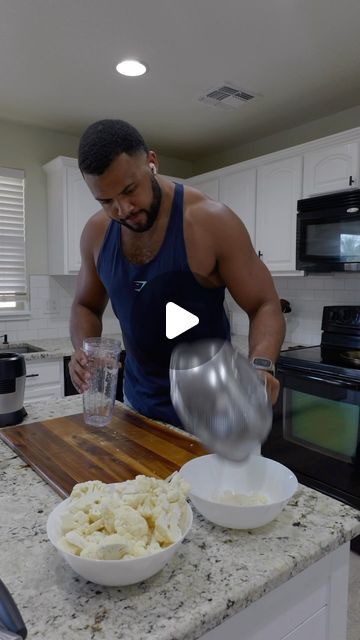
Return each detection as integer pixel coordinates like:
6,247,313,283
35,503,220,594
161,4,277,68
213,207,285,404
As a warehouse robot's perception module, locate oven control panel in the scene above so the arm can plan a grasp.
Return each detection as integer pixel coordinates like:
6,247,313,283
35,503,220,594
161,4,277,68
322,305,360,333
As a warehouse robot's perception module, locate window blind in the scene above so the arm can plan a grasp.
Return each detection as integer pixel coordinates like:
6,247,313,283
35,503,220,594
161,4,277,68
0,167,27,308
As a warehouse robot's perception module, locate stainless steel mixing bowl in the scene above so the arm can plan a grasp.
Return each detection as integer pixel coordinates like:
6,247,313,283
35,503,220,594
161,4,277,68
170,339,273,462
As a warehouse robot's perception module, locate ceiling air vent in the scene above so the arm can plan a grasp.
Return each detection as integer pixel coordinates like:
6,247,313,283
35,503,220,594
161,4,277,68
198,83,256,110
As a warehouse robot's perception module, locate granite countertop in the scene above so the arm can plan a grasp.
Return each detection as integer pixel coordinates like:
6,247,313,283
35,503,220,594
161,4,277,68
0,334,124,362
0,334,307,362
225,335,309,356
1,397,359,640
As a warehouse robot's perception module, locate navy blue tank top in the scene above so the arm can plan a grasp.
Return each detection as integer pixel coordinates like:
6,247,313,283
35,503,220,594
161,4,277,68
97,183,230,426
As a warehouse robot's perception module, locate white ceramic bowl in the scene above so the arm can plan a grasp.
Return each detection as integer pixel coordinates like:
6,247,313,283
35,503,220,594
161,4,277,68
179,454,298,529
47,498,193,586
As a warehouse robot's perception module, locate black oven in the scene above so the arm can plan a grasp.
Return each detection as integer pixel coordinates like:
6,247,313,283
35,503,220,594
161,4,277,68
262,355,360,509
296,188,360,272
262,306,360,551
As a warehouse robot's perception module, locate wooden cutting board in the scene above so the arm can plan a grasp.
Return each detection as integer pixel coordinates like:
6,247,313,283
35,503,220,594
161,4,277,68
0,405,207,498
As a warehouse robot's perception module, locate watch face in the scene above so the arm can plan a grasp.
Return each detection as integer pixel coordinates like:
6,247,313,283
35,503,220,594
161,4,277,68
253,357,272,368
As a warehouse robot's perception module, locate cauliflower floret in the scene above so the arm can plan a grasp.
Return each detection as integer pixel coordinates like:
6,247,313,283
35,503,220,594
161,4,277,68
113,505,148,541
121,492,148,509
58,536,81,555
70,480,109,500
57,473,190,560
122,546,145,559
82,518,104,536
137,495,158,521
60,509,88,533
167,475,190,502
64,530,88,551
87,504,103,523
95,535,130,560
68,493,103,515
147,535,163,553
132,475,158,494
152,505,182,546
101,504,116,534
87,531,107,545
79,543,102,559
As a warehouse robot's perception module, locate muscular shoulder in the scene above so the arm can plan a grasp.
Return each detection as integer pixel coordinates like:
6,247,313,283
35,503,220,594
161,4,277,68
183,185,251,257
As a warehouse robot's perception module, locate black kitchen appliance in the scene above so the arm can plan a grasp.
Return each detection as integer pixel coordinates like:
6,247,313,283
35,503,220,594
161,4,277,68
0,353,27,428
296,189,360,272
262,305,360,551
0,579,27,639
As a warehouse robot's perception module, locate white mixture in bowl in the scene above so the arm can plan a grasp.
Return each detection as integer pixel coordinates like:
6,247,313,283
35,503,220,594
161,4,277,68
212,490,269,506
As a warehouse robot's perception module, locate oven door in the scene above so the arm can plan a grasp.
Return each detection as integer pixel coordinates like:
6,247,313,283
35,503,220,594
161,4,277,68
262,366,360,509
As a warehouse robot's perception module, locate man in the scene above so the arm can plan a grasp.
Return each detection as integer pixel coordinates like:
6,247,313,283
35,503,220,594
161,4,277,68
69,119,285,427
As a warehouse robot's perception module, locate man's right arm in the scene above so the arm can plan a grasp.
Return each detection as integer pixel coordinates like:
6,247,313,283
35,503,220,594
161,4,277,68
69,215,109,391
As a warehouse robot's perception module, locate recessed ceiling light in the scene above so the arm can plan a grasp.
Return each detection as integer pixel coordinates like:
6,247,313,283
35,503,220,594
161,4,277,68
116,59,148,77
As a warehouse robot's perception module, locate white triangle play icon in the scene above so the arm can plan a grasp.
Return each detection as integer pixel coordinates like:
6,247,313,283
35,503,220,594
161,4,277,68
166,302,199,339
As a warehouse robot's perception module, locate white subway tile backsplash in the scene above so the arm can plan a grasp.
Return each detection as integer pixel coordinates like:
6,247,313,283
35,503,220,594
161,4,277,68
2,274,120,343
339,290,360,303
344,280,360,292
231,273,360,347
3,273,360,348
40,328,62,338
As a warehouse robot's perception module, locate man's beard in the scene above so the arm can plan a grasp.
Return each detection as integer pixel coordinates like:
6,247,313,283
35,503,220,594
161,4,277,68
118,175,162,233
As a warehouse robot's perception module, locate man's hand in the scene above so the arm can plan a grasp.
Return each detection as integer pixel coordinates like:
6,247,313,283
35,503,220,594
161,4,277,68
69,349,90,393
255,370,280,406
263,372,280,405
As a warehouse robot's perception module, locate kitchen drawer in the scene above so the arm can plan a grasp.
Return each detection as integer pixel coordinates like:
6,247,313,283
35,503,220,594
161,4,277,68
25,360,62,387
281,606,326,639
24,384,62,403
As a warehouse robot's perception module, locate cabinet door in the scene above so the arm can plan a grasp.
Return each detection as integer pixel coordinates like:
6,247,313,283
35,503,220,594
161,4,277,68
188,177,219,200
24,360,63,402
66,167,99,272
219,168,256,244
303,142,359,196
256,157,302,272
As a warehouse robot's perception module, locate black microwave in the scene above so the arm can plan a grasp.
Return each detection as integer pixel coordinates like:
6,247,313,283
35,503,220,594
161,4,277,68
296,189,360,272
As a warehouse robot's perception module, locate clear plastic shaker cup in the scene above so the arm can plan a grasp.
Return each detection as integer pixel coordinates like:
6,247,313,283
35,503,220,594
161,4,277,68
82,337,121,427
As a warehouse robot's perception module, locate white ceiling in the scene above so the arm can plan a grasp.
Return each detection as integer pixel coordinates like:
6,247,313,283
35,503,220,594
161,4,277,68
2,0,360,160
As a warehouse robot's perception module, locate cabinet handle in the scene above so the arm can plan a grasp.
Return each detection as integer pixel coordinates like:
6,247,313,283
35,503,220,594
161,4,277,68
349,175,355,186
26,373,39,378
258,250,263,259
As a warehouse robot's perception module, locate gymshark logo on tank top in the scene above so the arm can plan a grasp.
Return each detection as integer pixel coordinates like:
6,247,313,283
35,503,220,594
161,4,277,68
134,280,147,292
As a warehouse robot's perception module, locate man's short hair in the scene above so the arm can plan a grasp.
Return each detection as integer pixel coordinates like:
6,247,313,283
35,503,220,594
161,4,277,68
78,119,149,175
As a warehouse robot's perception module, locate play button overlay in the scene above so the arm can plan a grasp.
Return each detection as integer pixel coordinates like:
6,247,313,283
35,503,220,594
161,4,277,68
166,302,199,339
128,270,228,372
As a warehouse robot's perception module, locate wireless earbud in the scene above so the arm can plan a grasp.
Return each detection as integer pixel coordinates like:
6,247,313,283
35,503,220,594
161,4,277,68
149,163,157,175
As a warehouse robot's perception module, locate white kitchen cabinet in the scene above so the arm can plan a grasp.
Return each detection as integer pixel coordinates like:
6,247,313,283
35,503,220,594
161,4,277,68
24,359,63,403
219,168,256,244
303,141,359,196
186,169,256,243
255,156,303,273
187,176,219,200
43,156,99,275
200,543,348,640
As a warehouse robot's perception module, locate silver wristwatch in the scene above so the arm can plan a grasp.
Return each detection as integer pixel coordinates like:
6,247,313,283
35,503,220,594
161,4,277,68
250,357,276,376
